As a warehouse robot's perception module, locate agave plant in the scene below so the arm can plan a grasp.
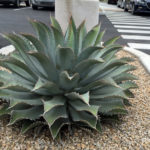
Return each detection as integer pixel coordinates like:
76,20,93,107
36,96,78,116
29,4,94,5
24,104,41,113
0,17,138,139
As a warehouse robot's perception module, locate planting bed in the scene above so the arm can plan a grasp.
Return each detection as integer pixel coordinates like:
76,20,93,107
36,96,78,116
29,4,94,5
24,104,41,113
0,50,149,150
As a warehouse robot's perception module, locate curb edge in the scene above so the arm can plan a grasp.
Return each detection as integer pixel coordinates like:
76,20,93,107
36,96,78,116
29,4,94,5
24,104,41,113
123,46,150,74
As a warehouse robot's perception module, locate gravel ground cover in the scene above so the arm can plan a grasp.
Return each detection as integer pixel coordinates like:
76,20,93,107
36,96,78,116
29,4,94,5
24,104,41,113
0,50,150,150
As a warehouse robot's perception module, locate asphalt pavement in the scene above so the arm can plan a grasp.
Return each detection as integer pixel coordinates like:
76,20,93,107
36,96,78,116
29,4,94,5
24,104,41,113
0,4,54,48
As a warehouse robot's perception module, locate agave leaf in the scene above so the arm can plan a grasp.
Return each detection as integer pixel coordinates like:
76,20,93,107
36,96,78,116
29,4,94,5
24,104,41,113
0,70,19,84
9,106,43,125
27,51,51,79
0,87,31,102
119,57,135,62
77,46,103,63
102,50,117,62
21,33,46,53
94,30,105,46
59,71,79,91
79,78,118,93
66,92,90,106
65,19,75,49
0,88,36,102
9,103,31,110
119,81,138,90
5,57,37,81
10,51,24,63
0,60,37,83
0,65,39,91
43,106,67,127
32,79,62,95
21,35,36,50
93,60,130,81
50,118,69,139
43,96,66,114
51,26,64,47
124,90,134,98
91,85,121,95
0,103,10,116
0,84,30,92
70,107,97,129
32,78,44,91
56,47,75,70
28,51,58,82
103,36,120,47
69,100,99,118
96,120,102,132
105,109,128,115
101,78,119,88
30,20,56,64
95,44,122,59
3,33,31,52
108,65,137,78
82,24,100,49
76,20,87,54
3,34,46,76
91,86,128,100
91,98,125,114
0,86,41,104
80,59,132,85
21,120,45,134
82,58,118,83
69,17,79,56
50,16,63,34
0,87,42,108
70,17,77,34
75,59,104,79
9,98,42,108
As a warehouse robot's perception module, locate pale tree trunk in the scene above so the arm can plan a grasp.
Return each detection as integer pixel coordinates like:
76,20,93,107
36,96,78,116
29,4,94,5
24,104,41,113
55,0,99,33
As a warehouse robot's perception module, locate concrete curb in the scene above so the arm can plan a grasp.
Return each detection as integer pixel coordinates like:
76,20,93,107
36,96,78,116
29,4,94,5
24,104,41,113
0,45,15,55
123,46,150,74
0,45,150,74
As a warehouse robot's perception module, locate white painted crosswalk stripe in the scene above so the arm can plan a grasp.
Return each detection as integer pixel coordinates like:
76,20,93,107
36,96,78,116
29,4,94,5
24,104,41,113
109,17,148,20
110,18,150,22
121,35,150,40
106,14,145,17
112,21,150,24
110,19,150,22
114,25,150,30
107,15,142,18
105,11,150,55
112,22,150,26
109,19,150,23
107,15,144,17
128,43,150,50
106,14,144,18
118,29,150,34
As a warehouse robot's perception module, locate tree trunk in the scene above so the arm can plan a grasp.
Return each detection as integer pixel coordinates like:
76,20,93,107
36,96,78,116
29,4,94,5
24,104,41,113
55,0,99,33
